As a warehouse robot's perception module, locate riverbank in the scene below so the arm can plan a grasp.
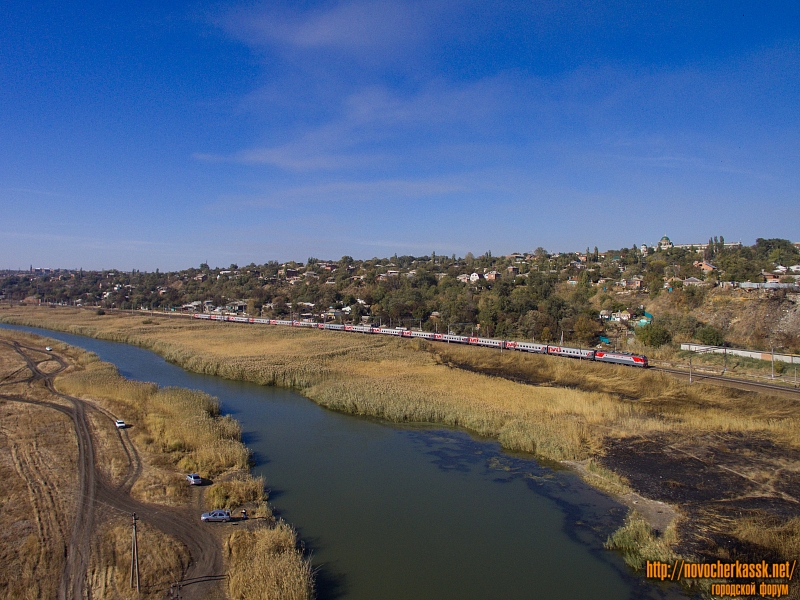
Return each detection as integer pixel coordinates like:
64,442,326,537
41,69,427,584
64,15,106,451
0,326,314,599
2,306,799,593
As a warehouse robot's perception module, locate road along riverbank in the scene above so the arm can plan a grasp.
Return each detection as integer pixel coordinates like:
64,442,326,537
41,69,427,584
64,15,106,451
0,327,313,600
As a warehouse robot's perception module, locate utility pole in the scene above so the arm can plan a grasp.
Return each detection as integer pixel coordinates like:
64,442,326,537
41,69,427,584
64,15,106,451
723,348,727,375
130,513,140,593
771,347,775,379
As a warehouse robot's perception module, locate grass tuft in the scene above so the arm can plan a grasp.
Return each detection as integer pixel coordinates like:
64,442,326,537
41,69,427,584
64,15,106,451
226,524,315,600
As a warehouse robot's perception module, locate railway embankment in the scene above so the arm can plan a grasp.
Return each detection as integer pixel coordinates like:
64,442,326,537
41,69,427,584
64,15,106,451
2,305,800,593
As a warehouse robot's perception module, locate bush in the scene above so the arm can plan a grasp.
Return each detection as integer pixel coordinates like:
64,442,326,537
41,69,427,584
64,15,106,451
96,309,106,315
636,323,672,348
695,326,725,346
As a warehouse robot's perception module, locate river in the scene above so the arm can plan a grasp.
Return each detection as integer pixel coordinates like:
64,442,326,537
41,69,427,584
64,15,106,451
1,323,687,599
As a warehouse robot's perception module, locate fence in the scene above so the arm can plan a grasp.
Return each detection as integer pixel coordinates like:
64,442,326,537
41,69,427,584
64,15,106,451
680,343,800,365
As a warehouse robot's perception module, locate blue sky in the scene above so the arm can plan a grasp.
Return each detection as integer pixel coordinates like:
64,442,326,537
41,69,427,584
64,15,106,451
2,1,799,270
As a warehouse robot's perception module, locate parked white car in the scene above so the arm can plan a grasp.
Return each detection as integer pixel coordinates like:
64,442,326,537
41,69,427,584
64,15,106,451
201,510,231,522
115,420,126,429
186,473,202,485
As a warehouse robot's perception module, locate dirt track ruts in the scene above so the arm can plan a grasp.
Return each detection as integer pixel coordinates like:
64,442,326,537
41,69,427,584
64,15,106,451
0,340,224,599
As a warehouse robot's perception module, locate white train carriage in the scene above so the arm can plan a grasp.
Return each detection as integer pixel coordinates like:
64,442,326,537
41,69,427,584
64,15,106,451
594,351,648,367
324,323,345,330
440,334,469,343
475,337,504,348
515,342,548,354
376,328,402,336
351,325,373,333
547,346,595,359
410,331,436,340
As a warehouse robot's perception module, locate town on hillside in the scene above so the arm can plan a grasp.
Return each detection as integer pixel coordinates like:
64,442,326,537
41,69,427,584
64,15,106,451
3,237,800,354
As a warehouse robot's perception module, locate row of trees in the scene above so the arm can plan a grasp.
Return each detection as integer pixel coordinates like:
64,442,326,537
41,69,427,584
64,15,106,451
3,239,797,348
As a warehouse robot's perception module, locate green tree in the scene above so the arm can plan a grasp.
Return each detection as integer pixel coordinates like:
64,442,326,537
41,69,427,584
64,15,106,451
636,323,672,348
695,326,724,346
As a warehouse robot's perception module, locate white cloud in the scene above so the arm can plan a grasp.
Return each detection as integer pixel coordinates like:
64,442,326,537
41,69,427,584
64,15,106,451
217,0,440,57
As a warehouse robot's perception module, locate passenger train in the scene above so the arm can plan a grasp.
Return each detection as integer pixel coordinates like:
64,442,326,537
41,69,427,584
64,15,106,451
192,313,649,368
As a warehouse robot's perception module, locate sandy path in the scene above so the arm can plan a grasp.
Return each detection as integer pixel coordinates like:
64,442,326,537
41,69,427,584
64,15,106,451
1,340,225,599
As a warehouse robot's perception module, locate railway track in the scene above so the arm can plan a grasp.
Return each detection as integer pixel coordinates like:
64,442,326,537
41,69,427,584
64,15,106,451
651,364,800,396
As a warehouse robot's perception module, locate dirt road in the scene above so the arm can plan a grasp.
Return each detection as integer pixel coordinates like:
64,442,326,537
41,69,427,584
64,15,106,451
0,340,224,599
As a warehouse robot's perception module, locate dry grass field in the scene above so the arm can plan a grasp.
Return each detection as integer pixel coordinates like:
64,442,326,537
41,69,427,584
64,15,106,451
2,306,800,591
0,325,314,600
0,388,76,599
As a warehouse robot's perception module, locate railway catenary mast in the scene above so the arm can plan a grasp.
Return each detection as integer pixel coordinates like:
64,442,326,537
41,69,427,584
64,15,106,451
191,314,649,368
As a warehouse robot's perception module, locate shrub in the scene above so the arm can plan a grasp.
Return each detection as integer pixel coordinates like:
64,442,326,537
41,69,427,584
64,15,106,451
96,309,106,315
636,323,672,348
695,325,725,346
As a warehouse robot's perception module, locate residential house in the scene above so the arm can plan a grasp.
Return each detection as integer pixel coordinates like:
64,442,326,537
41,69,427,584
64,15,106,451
225,300,248,314
469,273,482,283
683,277,705,286
693,261,717,273
485,271,500,281
456,274,470,283
507,266,520,275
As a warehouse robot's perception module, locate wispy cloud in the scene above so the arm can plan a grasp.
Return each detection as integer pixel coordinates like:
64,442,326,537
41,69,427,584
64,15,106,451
216,0,440,57
220,176,469,207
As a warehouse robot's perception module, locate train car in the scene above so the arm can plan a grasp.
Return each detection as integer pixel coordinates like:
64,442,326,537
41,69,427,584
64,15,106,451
594,351,648,368
252,318,271,325
441,334,469,343
410,331,436,340
324,323,345,331
376,328,402,336
476,337,504,348
515,342,548,354
547,346,595,359
351,325,373,334
193,313,211,320
230,316,249,323
293,321,316,328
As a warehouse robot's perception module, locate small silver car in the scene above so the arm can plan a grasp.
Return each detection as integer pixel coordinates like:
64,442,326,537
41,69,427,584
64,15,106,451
186,473,202,485
115,420,126,429
201,510,231,522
